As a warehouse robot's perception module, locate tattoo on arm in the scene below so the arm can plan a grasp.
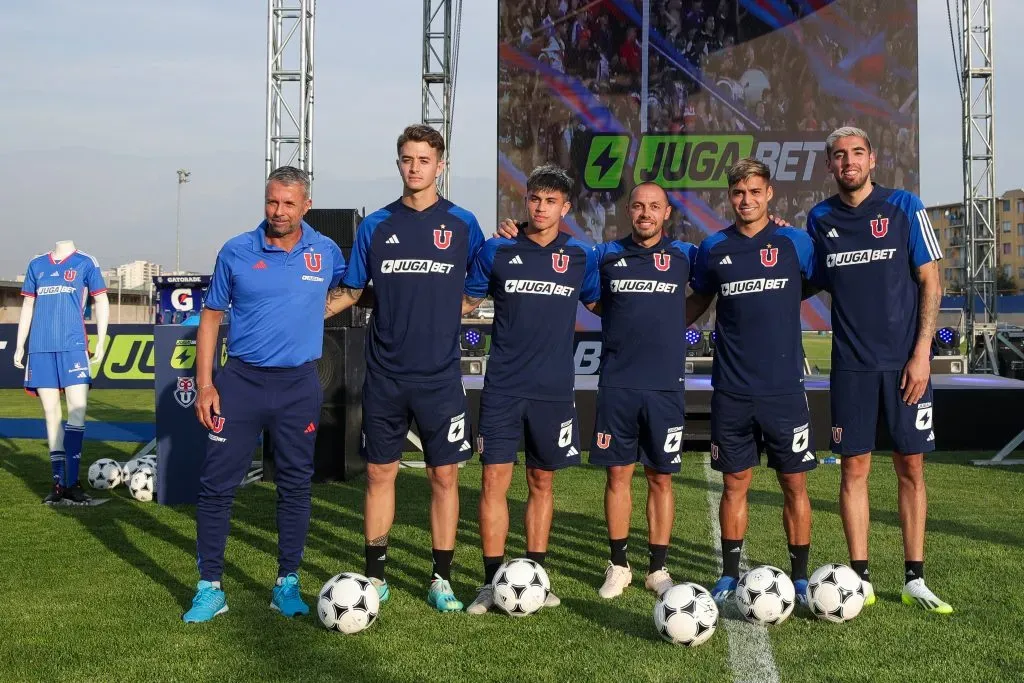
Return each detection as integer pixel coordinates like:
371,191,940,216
367,534,389,547
462,295,484,315
914,267,941,353
325,286,363,316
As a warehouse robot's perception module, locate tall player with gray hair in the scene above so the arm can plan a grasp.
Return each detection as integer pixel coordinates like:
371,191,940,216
807,127,951,614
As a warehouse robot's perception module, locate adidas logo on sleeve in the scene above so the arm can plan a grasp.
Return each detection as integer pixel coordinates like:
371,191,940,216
613,258,627,267
386,234,400,245
719,255,732,265
509,255,523,265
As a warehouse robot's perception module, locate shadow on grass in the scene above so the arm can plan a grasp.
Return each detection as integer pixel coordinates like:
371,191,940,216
674,471,1024,551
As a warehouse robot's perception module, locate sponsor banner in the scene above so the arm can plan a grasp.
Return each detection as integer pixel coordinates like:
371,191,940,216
497,0,919,332
153,275,211,287
0,324,230,389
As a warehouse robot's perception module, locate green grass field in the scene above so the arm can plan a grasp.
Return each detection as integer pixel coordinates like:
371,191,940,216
1,389,1022,682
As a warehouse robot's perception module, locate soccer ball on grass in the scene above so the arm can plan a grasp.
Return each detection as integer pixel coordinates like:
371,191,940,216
653,582,719,646
492,558,550,617
317,572,380,634
807,563,865,623
87,458,122,489
735,565,795,625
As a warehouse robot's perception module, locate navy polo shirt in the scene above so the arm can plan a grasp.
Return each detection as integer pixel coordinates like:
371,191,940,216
342,198,485,383
594,236,697,391
807,186,943,370
690,224,816,395
204,222,346,367
465,231,600,401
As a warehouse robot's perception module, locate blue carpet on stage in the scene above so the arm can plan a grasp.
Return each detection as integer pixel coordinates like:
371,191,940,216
0,419,154,443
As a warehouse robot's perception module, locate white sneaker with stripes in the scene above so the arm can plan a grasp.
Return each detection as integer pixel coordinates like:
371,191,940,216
901,578,953,614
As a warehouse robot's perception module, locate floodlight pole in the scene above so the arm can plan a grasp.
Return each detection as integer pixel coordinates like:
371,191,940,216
175,169,190,273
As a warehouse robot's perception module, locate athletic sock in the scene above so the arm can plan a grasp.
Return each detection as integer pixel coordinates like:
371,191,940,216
721,538,743,579
365,544,388,581
851,559,870,584
431,548,455,581
609,537,629,567
49,450,66,487
648,543,668,573
788,544,810,581
483,555,504,585
63,423,85,486
904,560,924,584
525,550,546,567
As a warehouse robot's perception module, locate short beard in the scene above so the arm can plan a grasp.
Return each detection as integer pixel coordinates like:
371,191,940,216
633,224,661,241
266,222,298,238
836,174,868,193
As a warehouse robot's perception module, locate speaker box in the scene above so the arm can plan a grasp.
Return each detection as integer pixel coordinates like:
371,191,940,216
304,208,360,250
305,208,368,329
314,327,367,481
263,327,366,482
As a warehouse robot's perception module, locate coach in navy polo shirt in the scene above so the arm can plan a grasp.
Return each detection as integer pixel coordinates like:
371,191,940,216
183,166,345,624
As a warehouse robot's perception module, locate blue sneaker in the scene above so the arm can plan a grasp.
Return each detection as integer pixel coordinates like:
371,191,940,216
183,580,228,623
711,576,738,606
271,573,309,617
793,578,809,607
370,577,390,605
427,574,463,612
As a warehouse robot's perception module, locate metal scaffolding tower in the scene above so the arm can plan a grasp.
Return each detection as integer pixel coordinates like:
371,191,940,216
266,0,315,185
422,0,457,196
962,0,997,372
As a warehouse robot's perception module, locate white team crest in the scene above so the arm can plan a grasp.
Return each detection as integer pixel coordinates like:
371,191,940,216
174,376,197,408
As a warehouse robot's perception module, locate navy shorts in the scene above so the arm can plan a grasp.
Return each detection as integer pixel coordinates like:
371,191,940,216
477,389,581,471
589,387,685,474
710,390,816,475
361,367,472,467
830,370,935,456
24,350,91,390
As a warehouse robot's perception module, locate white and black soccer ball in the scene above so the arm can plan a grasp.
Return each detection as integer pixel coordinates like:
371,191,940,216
807,563,865,623
736,565,795,625
121,458,142,482
87,458,122,490
139,455,157,469
492,558,550,617
317,572,380,634
653,582,718,647
128,465,155,502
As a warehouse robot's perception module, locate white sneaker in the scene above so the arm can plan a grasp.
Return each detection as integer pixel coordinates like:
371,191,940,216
901,578,953,614
466,585,494,615
862,580,876,606
644,568,673,597
598,562,632,599
544,590,561,608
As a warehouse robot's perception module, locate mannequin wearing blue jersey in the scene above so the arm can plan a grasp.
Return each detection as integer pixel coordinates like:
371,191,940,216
686,160,816,607
15,241,109,505
809,127,951,614
462,166,599,615
326,125,484,613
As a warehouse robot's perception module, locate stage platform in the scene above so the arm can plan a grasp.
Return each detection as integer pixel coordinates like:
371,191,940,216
461,373,1024,452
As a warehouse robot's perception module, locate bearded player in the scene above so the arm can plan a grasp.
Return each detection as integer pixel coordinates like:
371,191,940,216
807,127,951,614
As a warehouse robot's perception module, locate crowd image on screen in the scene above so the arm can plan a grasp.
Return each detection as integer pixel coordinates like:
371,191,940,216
498,0,919,244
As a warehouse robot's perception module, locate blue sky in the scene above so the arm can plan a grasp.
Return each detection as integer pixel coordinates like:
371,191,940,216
1,1,1021,278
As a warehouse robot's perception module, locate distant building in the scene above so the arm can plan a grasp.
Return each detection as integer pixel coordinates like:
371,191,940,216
115,260,163,289
927,189,1024,295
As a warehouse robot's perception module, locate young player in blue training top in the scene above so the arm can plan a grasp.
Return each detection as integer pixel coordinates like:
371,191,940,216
808,126,950,614
687,159,817,608
589,182,697,600
325,125,485,612
186,166,346,623
461,165,600,614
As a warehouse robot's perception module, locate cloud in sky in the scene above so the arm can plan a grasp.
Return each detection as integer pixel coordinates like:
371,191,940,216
0,1,1020,277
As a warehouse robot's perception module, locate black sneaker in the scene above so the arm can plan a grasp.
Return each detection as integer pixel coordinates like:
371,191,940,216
63,482,92,505
43,484,64,505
